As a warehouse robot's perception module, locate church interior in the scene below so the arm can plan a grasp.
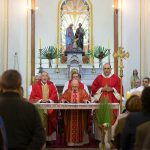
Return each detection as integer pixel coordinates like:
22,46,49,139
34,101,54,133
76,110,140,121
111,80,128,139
0,0,150,150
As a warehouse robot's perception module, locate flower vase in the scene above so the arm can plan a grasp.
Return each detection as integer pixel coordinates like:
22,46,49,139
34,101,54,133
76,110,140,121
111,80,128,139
48,59,52,68
99,59,102,68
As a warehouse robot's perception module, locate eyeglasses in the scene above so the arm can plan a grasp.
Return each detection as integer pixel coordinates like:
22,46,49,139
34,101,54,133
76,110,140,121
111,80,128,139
104,68,111,70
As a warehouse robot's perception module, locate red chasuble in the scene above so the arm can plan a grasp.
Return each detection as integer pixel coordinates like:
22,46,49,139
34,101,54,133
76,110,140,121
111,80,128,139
91,74,123,124
61,89,90,146
29,80,58,136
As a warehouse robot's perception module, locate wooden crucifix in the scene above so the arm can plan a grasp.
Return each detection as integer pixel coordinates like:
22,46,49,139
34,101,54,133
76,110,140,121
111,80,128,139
113,46,129,112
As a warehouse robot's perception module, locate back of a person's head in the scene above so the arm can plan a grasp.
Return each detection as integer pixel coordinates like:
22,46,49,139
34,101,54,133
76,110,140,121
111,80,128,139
126,95,142,112
0,78,2,93
141,87,150,113
131,91,142,97
1,70,22,90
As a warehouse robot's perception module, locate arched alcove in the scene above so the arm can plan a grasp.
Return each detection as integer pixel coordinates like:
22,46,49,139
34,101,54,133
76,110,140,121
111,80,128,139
58,0,92,54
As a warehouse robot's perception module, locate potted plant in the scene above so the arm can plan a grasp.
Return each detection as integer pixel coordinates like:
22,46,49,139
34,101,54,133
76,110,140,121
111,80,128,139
96,99,112,150
40,46,62,68
94,46,111,68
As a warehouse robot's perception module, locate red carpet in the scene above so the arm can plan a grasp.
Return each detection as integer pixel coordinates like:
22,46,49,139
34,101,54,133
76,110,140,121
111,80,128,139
47,134,99,148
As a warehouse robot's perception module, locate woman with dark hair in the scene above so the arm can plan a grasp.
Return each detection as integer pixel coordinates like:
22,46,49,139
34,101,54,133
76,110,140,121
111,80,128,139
121,87,150,150
112,94,142,149
0,69,46,149
0,78,2,95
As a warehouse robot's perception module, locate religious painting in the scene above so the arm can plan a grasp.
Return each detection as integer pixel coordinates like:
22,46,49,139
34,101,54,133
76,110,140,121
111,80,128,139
59,0,91,61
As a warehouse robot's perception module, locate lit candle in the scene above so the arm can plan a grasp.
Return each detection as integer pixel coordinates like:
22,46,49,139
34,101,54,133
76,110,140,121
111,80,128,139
40,38,42,49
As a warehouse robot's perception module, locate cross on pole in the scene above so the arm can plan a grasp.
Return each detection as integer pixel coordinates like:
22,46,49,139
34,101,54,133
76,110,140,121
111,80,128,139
113,46,129,112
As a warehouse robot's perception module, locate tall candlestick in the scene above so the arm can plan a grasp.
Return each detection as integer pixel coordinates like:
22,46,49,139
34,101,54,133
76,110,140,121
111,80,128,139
120,0,123,47
108,37,110,49
40,38,42,49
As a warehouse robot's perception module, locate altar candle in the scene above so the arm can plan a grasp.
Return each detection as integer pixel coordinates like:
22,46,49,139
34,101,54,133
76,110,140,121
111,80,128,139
40,38,42,49
108,38,110,49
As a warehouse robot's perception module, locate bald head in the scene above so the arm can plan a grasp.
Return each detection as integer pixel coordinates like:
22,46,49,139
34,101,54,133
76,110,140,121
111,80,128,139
71,79,79,92
103,63,112,76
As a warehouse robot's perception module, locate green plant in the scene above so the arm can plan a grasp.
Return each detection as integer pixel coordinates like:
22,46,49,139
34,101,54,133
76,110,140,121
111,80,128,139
39,46,62,68
96,99,112,127
94,46,110,59
40,46,62,59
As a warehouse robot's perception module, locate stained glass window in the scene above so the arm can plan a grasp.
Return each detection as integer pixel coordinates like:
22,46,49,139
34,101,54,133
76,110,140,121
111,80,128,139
60,0,90,53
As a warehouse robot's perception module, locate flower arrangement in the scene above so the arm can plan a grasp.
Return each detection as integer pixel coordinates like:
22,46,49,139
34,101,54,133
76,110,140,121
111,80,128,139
40,46,62,67
94,46,110,60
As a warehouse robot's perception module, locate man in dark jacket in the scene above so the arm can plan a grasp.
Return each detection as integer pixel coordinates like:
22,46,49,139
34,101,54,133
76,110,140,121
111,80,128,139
0,69,46,150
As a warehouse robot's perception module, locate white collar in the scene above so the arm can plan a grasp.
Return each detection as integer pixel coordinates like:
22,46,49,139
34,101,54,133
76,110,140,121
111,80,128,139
102,72,113,78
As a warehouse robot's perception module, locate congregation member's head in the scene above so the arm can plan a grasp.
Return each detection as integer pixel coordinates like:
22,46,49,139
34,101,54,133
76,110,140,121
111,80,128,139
134,79,141,88
79,23,82,28
1,69,21,92
69,23,73,28
126,95,142,112
0,77,2,93
40,71,49,84
142,77,150,88
141,86,150,113
34,75,40,83
103,63,112,77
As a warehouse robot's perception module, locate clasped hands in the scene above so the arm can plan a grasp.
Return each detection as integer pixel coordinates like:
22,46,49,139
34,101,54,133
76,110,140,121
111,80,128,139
102,85,114,92
40,99,53,103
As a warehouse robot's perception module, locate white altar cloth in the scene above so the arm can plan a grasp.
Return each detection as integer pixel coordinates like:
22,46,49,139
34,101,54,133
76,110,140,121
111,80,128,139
35,103,120,110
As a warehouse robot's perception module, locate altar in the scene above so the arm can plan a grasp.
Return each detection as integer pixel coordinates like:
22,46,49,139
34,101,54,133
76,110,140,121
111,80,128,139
35,102,120,111
35,102,120,150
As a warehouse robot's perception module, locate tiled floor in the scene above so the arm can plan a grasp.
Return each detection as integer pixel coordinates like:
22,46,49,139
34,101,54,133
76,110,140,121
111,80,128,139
46,148,99,150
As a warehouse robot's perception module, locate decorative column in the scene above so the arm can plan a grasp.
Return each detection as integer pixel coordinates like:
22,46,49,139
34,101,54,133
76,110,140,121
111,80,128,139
56,0,62,73
88,0,95,73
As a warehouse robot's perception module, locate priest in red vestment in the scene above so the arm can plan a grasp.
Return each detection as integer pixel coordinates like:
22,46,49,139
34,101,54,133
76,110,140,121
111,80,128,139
29,71,58,142
91,63,123,124
61,79,90,146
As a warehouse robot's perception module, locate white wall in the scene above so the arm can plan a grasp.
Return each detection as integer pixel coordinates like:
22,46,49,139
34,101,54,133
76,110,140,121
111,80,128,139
35,0,59,73
144,0,150,77
119,0,150,95
0,0,6,73
93,0,114,65
35,0,114,73
120,0,141,93
0,0,4,73
0,0,31,97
